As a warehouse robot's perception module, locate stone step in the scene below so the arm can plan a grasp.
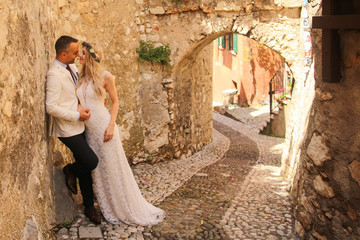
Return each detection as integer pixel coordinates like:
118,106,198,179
78,226,103,239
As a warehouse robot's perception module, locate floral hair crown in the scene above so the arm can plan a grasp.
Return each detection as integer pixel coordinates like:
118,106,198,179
82,42,101,63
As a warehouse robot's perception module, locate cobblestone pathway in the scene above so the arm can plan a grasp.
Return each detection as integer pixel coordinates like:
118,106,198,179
54,108,297,240
149,120,259,239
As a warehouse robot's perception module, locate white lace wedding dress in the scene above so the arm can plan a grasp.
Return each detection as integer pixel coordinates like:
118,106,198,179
76,71,165,226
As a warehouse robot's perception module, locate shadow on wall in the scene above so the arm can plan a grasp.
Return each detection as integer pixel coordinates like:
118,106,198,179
238,82,249,107
255,42,283,75
248,40,283,105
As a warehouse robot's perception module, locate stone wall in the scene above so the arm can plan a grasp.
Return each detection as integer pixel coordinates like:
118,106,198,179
171,43,214,159
54,0,142,161
281,0,360,239
0,0,142,238
0,1,56,239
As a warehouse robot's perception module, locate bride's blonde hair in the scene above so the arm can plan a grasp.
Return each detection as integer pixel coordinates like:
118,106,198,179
77,42,106,98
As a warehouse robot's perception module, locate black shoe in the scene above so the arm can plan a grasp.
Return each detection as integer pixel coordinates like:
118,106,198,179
63,164,77,194
84,206,101,224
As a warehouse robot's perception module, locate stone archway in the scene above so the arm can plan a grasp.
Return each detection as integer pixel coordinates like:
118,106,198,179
144,2,303,158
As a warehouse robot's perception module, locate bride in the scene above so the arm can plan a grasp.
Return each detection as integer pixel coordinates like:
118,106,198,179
76,41,165,226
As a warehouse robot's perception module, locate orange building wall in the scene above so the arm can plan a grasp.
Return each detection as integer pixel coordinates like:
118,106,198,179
213,35,284,106
212,37,242,105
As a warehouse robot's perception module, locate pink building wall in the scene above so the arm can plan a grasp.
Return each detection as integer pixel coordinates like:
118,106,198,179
213,34,284,106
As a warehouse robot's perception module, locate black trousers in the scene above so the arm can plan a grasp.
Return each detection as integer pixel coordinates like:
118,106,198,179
59,132,98,208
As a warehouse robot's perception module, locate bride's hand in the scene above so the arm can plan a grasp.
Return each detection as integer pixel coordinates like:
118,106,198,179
104,125,114,142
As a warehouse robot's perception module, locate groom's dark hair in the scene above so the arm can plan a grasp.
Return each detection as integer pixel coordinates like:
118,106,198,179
55,35,78,56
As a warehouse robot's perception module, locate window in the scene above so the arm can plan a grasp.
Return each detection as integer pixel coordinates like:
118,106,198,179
218,33,238,54
232,34,238,53
218,36,226,49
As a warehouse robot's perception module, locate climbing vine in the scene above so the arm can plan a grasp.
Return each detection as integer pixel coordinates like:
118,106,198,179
136,40,171,67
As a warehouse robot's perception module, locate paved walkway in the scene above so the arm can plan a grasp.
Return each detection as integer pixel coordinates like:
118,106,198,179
54,105,297,240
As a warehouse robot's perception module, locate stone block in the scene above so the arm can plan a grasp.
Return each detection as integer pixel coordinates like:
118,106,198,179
114,54,121,61
149,6,165,15
78,226,103,239
312,230,327,240
140,34,147,41
313,175,335,198
77,2,90,10
349,160,360,186
346,203,357,221
316,89,334,102
23,219,38,240
147,34,160,42
4,100,12,117
58,0,67,8
64,21,72,33
281,0,303,8
215,1,242,11
174,151,181,159
70,13,80,22
299,211,312,230
300,195,314,213
306,133,331,166
139,25,145,33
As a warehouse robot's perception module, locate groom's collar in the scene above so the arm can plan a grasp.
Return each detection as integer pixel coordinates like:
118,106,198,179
54,58,67,69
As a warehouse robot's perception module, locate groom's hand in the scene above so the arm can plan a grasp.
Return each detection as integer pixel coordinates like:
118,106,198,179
79,108,91,121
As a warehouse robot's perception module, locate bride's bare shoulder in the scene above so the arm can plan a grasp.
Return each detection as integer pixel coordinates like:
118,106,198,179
103,71,115,86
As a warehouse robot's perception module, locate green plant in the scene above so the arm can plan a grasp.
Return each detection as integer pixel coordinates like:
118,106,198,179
144,155,152,164
136,40,171,66
62,218,74,228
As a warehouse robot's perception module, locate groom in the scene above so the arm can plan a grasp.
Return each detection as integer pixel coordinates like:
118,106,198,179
46,35,101,224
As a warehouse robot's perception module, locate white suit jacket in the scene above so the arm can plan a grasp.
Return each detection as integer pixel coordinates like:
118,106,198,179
45,60,85,137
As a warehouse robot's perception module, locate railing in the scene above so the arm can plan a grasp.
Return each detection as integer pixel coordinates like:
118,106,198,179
269,63,293,115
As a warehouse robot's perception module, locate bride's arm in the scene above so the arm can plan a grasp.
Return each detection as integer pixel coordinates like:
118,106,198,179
103,72,119,142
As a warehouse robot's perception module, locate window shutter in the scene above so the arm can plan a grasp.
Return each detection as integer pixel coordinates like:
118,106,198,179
221,36,226,48
232,34,238,53
227,34,231,50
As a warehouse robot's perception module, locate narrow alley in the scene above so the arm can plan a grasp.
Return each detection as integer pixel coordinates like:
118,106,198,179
54,107,296,240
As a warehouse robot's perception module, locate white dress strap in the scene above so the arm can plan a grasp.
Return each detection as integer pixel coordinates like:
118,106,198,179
102,70,110,81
